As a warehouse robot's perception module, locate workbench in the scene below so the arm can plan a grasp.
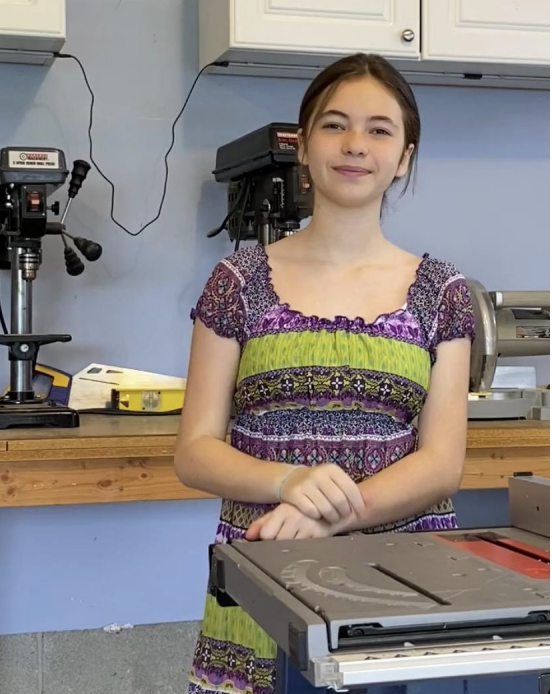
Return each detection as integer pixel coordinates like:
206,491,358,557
0,416,548,508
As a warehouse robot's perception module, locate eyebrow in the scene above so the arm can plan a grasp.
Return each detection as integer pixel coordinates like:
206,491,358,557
319,109,398,128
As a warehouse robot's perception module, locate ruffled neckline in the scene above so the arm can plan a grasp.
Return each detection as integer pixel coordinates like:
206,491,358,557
257,243,430,330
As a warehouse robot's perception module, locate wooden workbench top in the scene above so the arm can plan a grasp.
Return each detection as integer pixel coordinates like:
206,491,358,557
0,415,549,508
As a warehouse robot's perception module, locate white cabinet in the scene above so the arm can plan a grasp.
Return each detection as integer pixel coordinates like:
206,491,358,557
200,0,420,77
423,0,550,66
229,0,419,58
199,0,549,88
0,0,65,64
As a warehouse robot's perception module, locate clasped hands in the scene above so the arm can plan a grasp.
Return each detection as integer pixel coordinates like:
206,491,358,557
245,464,365,542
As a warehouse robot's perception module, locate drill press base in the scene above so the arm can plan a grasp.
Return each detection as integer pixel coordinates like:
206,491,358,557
0,401,79,429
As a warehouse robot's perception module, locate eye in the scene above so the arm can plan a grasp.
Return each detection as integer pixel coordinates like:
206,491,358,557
322,122,346,131
371,128,392,136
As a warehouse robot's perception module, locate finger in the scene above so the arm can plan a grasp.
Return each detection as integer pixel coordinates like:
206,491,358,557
245,524,260,541
296,521,328,540
329,468,365,516
245,516,267,541
288,492,321,520
260,513,285,541
304,487,340,524
295,526,313,540
316,478,352,518
275,518,300,541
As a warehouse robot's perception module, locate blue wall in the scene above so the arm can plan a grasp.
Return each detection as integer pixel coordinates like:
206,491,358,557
0,0,548,635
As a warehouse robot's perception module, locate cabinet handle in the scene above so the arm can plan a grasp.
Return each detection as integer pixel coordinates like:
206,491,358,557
401,29,415,43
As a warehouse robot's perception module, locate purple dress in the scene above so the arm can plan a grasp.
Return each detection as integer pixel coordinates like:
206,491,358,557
187,244,476,694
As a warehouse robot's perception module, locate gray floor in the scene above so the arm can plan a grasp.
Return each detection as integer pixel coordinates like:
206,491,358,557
1,622,547,694
0,621,200,694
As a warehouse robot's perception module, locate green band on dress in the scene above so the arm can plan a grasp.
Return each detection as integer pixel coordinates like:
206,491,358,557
238,331,431,389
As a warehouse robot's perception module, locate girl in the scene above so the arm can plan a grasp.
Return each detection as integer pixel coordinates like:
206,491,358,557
176,52,475,694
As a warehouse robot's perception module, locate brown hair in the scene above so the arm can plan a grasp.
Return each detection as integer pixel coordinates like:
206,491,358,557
298,53,421,208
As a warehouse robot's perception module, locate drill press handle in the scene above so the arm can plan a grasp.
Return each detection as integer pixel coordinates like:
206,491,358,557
55,159,103,274
60,159,91,225
68,160,90,199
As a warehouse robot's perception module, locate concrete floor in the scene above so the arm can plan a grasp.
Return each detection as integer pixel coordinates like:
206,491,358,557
0,621,199,694
1,622,547,694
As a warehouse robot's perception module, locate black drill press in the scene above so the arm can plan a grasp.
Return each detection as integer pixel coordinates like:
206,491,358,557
209,123,314,247
0,147,102,429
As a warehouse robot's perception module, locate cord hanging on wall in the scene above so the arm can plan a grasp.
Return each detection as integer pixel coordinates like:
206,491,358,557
55,53,228,237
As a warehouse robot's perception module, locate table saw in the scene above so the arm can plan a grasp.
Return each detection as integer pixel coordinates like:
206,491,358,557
210,476,550,692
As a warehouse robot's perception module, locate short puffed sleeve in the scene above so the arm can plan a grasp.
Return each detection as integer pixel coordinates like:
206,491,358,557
434,273,476,348
190,261,245,343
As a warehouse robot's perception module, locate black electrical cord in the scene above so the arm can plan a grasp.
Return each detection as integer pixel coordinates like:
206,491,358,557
0,298,7,335
233,179,251,253
207,181,250,238
54,53,229,237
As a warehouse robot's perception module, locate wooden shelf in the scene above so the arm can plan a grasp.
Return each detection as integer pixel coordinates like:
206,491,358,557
0,415,548,508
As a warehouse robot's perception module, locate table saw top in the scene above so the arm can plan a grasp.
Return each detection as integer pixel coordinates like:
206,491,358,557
211,527,550,688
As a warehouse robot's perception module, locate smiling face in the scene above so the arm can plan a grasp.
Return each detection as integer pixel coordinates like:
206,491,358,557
299,77,414,210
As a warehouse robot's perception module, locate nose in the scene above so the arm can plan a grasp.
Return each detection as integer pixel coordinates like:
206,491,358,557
342,130,368,157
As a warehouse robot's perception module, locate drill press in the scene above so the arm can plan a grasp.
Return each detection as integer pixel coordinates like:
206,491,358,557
0,147,102,429
209,123,313,246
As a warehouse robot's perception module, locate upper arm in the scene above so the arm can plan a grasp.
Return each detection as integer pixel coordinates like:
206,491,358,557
178,320,241,446
418,338,471,479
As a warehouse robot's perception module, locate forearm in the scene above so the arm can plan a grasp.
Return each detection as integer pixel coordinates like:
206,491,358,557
175,435,292,503
336,448,464,533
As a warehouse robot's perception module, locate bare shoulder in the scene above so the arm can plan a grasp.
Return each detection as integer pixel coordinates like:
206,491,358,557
263,233,309,264
386,244,425,273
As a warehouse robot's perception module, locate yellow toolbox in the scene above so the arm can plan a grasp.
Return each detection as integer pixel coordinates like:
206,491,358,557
111,387,185,413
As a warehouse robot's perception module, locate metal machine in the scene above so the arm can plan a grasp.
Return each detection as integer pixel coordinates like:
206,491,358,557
468,282,550,419
0,147,102,429
209,123,313,247
211,476,550,692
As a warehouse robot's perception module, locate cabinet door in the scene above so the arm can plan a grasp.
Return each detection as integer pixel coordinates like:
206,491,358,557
423,0,550,65
0,0,64,37
233,0,420,58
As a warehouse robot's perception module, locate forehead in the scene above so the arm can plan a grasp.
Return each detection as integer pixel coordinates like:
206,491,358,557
323,77,403,123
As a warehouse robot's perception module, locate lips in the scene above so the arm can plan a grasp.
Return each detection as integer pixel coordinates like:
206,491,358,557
333,166,372,177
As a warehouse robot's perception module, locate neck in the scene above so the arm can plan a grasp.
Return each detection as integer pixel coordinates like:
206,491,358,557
301,193,390,265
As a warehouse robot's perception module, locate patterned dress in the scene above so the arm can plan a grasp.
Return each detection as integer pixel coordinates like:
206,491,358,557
187,243,475,694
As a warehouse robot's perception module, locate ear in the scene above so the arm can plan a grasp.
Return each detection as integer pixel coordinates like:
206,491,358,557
297,128,308,166
395,144,415,179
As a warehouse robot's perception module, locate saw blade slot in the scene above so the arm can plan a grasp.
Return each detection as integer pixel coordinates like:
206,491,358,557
368,563,451,606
